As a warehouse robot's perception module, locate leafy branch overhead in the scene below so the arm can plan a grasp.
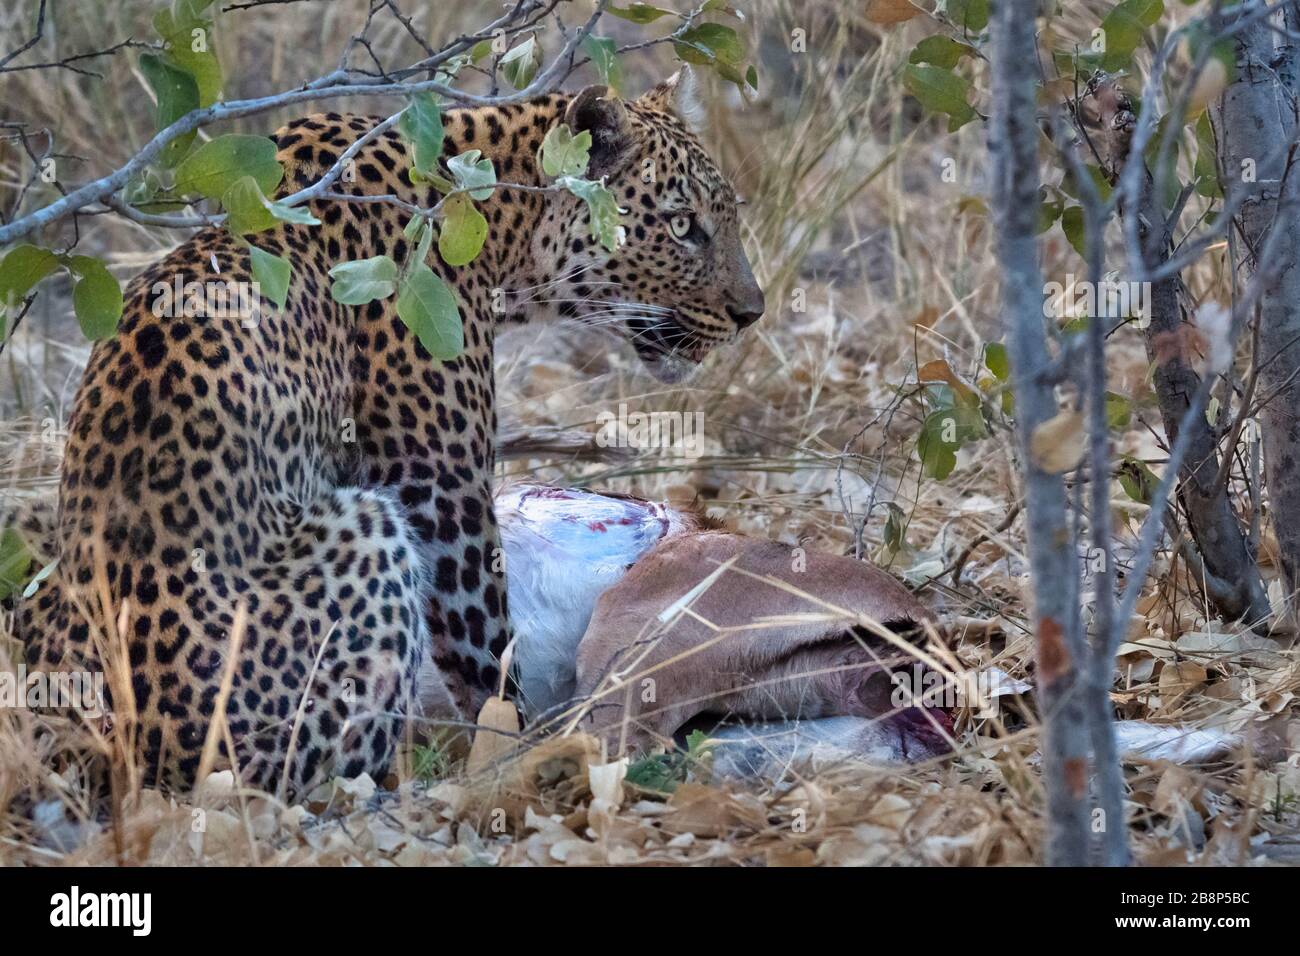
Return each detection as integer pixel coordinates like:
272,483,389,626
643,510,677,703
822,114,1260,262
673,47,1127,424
0,0,759,356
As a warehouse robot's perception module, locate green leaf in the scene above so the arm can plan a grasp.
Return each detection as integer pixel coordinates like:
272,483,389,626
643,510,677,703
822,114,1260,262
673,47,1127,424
0,244,60,319
942,0,989,32
122,170,160,207
435,52,475,85
174,134,283,200
447,149,496,200
396,263,464,361
903,64,977,132
67,256,123,340
1105,391,1132,429
917,406,986,480
1036,193,1065,234
669,20,751,90
710,58,753,90
1118,455,1158,504
0,526,33,602
1125,1,1164,29
606,2,675,23
500,36,541,90
684,728,711,756
538,123,592,178
982,343,1014,414
1099,0,1164,72
918,414,958,480
674,23,744,67
908,35,975,69
328,255,398,305
249,244,292,308
881,502,909,557
409,215,435,264
153,7,222,107
222,176,320,235
557,176,622,251
1142,111,1184,210
984,342,1009,381
438,194,488,266
1061,205,1088,257
138,52,200,167
121,169,185,214
624,752,682,793
582,35,623,94
162,37,220,110
411,740,451,783
625,729,712,793
399,93,445,182
172,0,220,21
121,168,188,214
1194,112,1222,199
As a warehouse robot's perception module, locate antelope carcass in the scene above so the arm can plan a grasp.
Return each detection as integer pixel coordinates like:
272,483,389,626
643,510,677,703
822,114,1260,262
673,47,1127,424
495,484,954,772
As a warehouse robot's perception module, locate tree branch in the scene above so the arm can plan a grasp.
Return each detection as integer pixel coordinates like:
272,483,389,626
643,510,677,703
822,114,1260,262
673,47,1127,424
0,0,609,247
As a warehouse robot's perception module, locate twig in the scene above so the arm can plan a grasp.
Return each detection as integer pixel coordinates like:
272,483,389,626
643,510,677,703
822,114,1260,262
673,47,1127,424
946,502,1023,584
0,0,611,246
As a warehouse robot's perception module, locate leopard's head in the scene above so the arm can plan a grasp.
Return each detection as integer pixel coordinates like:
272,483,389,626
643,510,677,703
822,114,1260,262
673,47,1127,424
531,67,765,383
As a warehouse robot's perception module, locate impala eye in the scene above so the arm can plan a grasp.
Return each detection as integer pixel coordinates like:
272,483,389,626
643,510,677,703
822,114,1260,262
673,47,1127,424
669,214,693,240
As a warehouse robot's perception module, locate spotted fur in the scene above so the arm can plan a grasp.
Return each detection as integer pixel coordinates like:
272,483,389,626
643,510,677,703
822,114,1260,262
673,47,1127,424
12,69,764,795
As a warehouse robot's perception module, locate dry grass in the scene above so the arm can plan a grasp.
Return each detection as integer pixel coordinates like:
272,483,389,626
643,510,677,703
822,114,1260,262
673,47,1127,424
1,0,1298,866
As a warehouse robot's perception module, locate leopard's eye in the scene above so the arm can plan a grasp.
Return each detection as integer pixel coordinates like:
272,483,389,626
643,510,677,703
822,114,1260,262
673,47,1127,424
669,214,693,240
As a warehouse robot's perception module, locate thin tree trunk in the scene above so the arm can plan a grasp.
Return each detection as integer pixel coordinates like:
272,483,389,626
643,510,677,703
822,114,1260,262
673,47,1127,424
1216,1,1300,626
990,0,1090,866
1082,190,1128,866
1083,76,1272,627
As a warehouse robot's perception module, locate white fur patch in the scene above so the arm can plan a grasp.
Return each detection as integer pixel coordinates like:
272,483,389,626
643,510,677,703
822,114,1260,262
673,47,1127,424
495,484,692,718
708,717,912,779
669,66,706,132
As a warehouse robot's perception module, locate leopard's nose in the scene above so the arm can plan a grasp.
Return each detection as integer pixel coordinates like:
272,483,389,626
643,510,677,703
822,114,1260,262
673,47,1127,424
727,250,765,329
726,302,764,329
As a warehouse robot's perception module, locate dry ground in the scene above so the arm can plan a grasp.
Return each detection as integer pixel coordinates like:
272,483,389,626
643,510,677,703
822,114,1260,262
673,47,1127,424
1,0,1297,866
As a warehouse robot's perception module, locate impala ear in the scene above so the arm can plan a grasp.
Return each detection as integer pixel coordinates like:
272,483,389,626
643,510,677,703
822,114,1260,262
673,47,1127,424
638,65,706,132
564,85,635,179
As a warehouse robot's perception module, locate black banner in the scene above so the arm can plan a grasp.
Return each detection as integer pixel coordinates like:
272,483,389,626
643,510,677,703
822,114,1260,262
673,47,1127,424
0,865,1279,942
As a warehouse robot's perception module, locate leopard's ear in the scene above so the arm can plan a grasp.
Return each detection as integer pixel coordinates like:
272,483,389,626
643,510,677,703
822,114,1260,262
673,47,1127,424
638,66,705,133
564,85,635,179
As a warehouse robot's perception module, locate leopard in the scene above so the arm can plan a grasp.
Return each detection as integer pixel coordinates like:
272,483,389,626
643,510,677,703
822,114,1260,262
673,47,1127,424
9,66,765,797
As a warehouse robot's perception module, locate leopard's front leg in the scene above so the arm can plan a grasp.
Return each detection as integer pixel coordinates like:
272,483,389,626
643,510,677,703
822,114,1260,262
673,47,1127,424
419,471,512,717
351,315,510,719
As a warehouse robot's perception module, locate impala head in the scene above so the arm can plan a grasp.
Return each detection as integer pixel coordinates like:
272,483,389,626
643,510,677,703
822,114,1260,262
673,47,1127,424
531,67,766,383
